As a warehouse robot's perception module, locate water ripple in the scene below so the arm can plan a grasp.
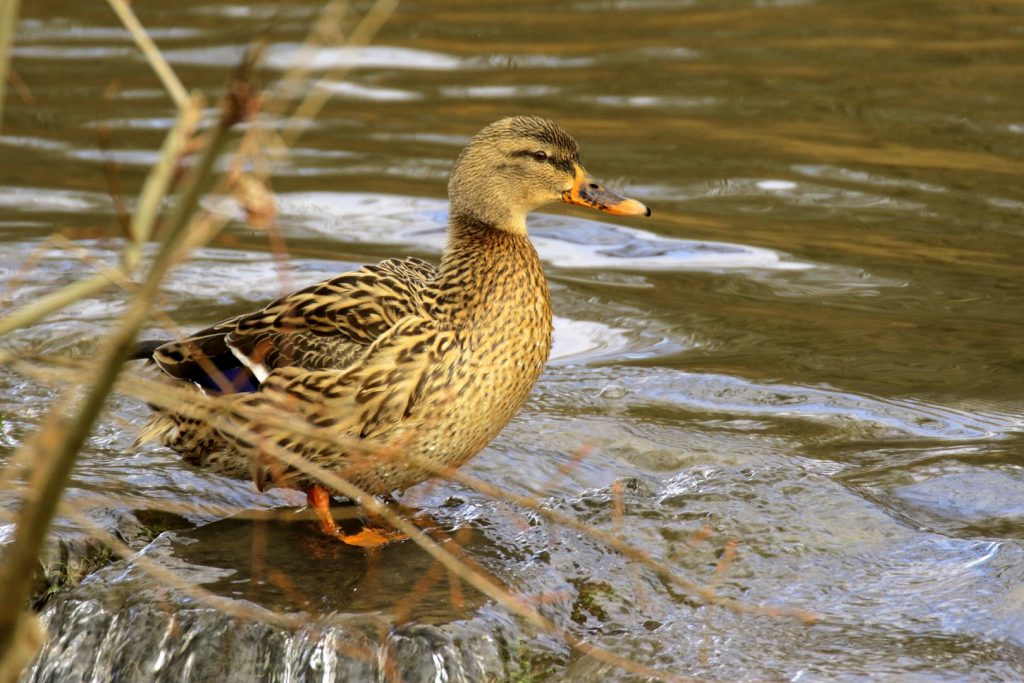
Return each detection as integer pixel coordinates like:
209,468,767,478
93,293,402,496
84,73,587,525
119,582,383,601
0,185,106,213
313,80,420,102
13,45,138,60
163,43,461,71
275,191,815,272
703,176,929,212
542,364,1018,442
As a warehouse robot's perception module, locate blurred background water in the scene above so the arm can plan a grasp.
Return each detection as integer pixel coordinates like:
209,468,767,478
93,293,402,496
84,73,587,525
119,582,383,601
3,0,1024,680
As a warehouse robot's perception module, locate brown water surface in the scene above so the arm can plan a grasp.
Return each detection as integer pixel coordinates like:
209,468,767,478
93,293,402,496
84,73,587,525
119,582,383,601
3,0,1024,680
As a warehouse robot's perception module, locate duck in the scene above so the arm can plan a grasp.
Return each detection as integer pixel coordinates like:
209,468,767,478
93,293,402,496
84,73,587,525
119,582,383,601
132,115,650,545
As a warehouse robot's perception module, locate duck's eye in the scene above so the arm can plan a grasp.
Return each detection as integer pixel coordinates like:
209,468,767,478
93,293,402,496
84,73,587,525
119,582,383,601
532,150,548,161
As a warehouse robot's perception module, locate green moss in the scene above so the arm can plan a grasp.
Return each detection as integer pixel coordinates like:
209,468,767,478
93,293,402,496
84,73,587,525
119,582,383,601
569,578,615,625
31,542,114,609
28,509,190,609
133,509,187,541
504,638,563,683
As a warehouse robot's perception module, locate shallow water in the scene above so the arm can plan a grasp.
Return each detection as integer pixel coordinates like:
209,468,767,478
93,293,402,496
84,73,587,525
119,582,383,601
3,0,1024,680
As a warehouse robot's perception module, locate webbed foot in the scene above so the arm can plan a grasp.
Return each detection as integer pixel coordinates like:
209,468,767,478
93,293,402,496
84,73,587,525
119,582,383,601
306,485,407,547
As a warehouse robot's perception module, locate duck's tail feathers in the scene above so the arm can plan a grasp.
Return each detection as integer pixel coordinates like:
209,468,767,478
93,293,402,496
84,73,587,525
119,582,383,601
130,413,177,450
130,339,169,361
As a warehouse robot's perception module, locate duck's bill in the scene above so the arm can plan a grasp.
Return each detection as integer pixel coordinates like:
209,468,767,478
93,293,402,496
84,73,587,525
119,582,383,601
561,164,651,217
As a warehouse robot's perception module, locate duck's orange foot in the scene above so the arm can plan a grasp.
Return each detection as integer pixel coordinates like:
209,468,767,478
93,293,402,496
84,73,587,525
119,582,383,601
306,485,407,548
337,525,406,548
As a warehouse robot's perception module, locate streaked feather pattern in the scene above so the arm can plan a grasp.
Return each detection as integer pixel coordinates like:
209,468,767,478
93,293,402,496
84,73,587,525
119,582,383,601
149,257,437,388
135,225,551,495
132,116,646,499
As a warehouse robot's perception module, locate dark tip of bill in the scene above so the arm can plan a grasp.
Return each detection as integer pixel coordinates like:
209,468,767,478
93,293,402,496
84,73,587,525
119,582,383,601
644,206,652,217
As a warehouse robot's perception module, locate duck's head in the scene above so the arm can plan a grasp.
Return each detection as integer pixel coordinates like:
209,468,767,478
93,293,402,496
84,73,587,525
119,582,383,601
448,116,650,234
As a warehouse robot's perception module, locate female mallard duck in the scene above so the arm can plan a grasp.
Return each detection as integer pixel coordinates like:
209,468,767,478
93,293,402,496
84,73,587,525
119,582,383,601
134,116,649,545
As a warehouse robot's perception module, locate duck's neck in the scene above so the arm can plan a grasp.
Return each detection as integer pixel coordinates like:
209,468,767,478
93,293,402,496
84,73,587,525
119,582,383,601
437,211,551,331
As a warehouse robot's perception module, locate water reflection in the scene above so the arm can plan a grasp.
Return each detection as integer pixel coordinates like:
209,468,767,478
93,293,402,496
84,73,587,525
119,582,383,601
171,512,488,620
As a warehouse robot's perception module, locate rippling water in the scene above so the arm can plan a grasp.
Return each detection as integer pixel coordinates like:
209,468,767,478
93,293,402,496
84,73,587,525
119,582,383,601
3,0,1024,680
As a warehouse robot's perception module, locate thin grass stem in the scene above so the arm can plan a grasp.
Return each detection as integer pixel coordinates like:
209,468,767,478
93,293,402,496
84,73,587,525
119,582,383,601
105,0,188,108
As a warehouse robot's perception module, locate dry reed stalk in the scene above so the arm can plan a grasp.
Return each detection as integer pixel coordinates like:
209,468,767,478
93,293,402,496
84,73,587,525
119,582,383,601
125,95,205,269
0,60,258,677
0,96,202,337
0,235,68,309
25,352,707,680
263,0,350,116
0,0,455,677
0,274,118,338
10,351,815,629
6,325,759,681
9,351,816,628
66,511,304,630
0,2,816,679
0,0,405,677
0,0,20,134
104,0,188,108
275,0,399,147
404,450,817,624
125,374,756,679
96,92,133,237
0,402,702,682
203,417,708,683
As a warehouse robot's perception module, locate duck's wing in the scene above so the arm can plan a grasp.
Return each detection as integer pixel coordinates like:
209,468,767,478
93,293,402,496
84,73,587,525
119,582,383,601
219,315,459,491
148,257,438,393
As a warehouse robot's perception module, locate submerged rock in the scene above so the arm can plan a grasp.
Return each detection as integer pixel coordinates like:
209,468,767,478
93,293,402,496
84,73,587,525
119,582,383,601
889,468,1024,534
17,463,1024,682
0,506,161,610
31,593,512,683
23,511,538,682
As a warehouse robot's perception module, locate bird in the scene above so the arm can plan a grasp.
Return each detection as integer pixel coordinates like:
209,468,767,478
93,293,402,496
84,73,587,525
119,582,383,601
132,115,650,546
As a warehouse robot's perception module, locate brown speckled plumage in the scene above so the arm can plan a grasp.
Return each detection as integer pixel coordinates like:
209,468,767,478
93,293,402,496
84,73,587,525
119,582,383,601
134,116,648,498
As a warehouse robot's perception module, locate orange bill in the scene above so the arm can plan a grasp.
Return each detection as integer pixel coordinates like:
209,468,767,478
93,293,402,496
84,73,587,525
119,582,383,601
561,163,651,217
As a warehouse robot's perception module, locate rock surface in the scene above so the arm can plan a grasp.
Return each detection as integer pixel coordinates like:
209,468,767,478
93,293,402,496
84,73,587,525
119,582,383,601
23,510,543,683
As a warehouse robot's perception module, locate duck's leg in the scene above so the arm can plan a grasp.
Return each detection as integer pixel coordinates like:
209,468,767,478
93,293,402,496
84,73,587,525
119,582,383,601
305,485,406,548
307,485,342,536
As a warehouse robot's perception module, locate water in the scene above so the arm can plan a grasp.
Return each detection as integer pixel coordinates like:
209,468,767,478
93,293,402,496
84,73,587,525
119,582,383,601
4,0,1024,680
